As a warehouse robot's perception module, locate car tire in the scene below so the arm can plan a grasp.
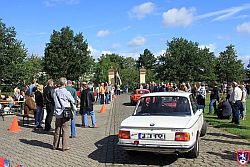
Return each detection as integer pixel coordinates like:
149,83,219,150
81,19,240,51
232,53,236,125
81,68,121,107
187,135,200,158
200,121,208,137
126,150,137,156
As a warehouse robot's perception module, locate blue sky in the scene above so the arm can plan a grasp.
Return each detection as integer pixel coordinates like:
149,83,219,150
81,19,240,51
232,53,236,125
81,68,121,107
1,0,250,65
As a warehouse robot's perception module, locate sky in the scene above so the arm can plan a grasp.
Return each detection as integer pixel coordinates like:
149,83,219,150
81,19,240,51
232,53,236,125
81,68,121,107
1,0,250,66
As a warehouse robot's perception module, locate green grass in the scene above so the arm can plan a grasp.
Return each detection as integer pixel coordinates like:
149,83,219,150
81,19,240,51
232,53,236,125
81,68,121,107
204,96,250,140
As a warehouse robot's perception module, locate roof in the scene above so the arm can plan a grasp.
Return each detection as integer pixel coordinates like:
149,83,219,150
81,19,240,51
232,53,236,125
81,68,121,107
141,92,192,98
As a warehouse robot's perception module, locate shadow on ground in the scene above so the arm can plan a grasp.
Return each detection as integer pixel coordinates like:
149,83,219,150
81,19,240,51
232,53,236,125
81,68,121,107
207,150,236,161
88,135,178,166
207,132,242,139
19,139,53,149
122,103,135,106
202,138,250,146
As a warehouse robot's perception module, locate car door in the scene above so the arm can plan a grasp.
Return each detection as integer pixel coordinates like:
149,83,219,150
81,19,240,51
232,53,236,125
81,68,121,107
189,95,203,133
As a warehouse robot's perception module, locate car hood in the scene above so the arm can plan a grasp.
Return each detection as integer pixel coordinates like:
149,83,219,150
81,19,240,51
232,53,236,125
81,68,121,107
120,116,193,129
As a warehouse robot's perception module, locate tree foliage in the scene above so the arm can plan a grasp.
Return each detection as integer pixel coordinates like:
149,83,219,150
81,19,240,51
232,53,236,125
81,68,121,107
0,19,27,86
156,37,216,84
93,54,139,90
44,26,94,81
216,45,245,83
136,49,156,69
22,54,44,85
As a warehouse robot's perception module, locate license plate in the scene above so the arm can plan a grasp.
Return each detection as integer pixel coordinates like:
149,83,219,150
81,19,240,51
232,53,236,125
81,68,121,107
138,133,165,140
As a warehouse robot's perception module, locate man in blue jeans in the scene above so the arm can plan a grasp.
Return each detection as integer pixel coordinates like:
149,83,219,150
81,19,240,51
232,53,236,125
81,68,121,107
66,80,77,138
209,82,219,114
229,82,243,125
80,82,97,128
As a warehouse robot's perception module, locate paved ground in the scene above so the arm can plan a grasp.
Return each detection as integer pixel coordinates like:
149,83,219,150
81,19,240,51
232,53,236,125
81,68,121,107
0,94,249,167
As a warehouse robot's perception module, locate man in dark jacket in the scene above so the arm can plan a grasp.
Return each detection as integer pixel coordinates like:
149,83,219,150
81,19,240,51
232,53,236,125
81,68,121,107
209,82,219,115
217,99,232,119
80,82,97,128
43,79,55,131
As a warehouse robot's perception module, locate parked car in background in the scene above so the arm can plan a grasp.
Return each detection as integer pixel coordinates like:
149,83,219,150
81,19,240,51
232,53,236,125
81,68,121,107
130,89,150,105
118,92,207,158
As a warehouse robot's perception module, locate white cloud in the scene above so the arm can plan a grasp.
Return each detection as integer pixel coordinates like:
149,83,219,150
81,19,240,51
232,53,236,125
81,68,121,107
238,54,250,67
129,2,155,19
101,50,112,55
197,3,250,21
236,22,250,34
162,7,195,27
97,30,110,37
199,43,217,52
128,36,146,46
88,45,101,59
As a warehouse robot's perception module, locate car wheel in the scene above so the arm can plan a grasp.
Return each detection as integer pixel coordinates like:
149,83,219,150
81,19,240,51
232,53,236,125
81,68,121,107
200,121,208,137
187,136,200,158
126,150,137,156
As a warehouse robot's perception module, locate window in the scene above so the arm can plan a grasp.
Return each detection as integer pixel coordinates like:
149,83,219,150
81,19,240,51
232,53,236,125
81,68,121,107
134,96,191,116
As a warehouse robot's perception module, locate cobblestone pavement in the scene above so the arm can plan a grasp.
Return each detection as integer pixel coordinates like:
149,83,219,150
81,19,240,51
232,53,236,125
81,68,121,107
0,94,249,167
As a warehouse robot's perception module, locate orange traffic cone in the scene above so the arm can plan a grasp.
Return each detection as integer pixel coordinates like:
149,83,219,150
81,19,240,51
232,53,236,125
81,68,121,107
100,104,106,113
8,116,21,133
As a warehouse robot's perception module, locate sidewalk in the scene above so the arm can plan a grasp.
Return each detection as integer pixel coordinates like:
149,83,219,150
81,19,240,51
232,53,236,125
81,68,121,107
0,103,113,167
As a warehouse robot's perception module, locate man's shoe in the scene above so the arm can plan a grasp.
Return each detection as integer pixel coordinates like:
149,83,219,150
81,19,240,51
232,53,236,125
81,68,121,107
62,147,70,151
69,136,76,138
82,125,90,128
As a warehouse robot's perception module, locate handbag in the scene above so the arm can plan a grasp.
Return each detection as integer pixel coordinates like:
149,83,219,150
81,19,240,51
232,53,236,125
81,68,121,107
56,91,73,120
62,107,73,120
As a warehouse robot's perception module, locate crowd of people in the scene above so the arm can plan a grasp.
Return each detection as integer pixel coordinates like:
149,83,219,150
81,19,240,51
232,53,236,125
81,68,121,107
135,81,249,125
0,78,124,151
0,79,249,150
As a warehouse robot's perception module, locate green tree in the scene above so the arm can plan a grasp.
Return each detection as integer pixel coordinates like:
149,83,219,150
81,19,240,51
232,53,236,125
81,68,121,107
94,53,124,83
136,49,156,69
0,19,27,86
157,37,217,84
216,45,245,83
120,57,139,91
44,26,93,81
136,49,157,83
246,59,250,79
22,54,44,85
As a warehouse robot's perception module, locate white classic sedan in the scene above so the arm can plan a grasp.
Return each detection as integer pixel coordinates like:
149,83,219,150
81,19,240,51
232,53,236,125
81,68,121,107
118,92,207,158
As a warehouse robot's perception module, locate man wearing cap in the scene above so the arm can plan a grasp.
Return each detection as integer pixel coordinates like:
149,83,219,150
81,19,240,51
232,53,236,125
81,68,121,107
80,82,97,128
66,80,77,138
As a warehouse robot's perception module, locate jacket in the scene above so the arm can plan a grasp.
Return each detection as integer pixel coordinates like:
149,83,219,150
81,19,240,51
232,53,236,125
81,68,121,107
35,91,44,107
43,85,54,105
24,96,37,115
53,87,75,118
80,88,95,111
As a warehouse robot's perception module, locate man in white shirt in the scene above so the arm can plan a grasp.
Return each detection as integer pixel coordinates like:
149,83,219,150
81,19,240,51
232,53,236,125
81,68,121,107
229,82,242,125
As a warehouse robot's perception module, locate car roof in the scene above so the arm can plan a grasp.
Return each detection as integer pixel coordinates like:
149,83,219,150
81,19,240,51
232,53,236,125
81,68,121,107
141,92,192,98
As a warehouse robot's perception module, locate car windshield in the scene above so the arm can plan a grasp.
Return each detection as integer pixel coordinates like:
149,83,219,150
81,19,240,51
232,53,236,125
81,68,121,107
134,96,191,116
